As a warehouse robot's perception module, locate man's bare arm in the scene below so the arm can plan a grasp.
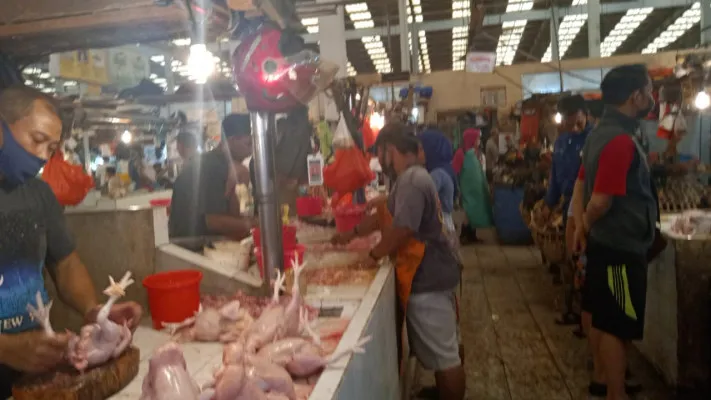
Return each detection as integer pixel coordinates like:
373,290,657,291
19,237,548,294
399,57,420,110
49,252,99,318
205,215,254,240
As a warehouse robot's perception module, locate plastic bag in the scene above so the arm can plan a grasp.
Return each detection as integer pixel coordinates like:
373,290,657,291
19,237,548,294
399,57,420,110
42,151,94,206
323,147,374,195
331,113,354,149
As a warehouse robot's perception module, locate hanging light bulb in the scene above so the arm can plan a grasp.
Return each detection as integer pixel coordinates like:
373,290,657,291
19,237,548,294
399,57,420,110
187,43,215,84
553,112,562,124
694,91,710,110
121,130,132,144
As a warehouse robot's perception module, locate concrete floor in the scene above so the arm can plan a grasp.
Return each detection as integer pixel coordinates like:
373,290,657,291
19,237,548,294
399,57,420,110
412,231,673,400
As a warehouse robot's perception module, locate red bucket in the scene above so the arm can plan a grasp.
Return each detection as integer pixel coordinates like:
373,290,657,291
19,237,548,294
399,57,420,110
334,204,366,233
142,270,202,330
252,224,297,249
150,198,172,217
296,196,323,217
255,244,305,278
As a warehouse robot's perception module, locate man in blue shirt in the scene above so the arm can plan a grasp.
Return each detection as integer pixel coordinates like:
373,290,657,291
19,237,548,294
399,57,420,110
545,94,591,213
545,94,591,326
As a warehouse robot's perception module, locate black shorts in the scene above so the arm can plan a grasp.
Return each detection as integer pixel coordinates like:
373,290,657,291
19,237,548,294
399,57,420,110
584,240,647,340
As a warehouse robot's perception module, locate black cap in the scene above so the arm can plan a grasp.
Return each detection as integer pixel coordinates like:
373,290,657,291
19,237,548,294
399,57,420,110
222,114,251,138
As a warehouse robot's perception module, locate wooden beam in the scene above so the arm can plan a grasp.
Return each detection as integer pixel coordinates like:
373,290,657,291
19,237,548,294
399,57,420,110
0,5,187,38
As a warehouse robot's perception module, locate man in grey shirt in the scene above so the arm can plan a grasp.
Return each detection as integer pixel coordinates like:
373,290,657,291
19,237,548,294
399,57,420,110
333,124,464,400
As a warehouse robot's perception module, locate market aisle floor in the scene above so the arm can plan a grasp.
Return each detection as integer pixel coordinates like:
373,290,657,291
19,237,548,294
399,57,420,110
411,229,673,400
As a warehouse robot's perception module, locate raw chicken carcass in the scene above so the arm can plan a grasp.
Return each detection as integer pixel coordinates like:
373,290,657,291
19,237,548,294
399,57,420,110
258,308,322,366
242,271,288,353
164,300,253,343
140,342,212,400
218,341,296,400
66,272,134,371
212,364,268,400
670,210,711,236
285,335,370,378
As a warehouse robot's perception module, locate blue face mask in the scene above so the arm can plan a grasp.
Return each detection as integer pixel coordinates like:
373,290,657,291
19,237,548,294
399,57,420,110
0,122,47,185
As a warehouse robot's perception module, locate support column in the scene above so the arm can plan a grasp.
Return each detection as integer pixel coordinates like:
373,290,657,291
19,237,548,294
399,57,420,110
398,0,410,72
164,55,175,94
702,0,711,46
251,112,283,279
550,15,560,63
587,0,601,58
411,23,420,74
317,4,348,77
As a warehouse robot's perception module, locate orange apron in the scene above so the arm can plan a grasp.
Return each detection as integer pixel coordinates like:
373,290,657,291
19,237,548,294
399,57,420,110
375,203,425,374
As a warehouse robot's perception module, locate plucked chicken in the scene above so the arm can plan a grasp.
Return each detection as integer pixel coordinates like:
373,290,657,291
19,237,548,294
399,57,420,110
669,209,711,236
164,300,253,343
140,342,212,400
65,272,135,371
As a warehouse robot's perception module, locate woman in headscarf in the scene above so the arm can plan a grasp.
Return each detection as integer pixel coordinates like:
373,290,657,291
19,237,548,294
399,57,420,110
418,129,458,233
453,128,493,242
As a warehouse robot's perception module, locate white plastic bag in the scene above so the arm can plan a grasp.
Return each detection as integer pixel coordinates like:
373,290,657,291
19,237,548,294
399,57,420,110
331,113,354,149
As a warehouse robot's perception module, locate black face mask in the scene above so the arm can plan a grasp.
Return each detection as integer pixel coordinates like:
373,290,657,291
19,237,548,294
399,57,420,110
636,94,655,119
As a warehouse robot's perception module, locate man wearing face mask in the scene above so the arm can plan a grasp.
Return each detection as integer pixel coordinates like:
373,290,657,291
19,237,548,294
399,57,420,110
0,86,142,397
332,124,465,400
571,65,657,400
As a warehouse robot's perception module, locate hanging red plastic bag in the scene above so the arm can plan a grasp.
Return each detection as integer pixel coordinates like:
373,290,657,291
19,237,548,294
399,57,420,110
42,150,95,206
323,114,374,195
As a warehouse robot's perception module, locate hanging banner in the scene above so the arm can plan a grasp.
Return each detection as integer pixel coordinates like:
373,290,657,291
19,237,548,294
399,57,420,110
108,47,151,89
49,50,110,85
465,52,496,73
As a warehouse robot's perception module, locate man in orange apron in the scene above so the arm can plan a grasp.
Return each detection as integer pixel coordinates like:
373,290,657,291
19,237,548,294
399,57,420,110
333,124,465,400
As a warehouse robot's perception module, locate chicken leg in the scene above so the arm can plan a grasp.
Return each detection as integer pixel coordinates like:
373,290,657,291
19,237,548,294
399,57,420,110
27,291,55,336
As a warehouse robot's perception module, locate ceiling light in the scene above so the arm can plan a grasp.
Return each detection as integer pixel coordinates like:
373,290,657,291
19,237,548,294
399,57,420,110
121,130,132,144
600,7,653,57
695,90,710,110
150,55,165,63
345,2,368,13
642,3,700,54
353,20,375,29
307,26,319,34
542,2,588,62
172,38,191,46
301,18,318,26
494,4,532,66
187,43,215,84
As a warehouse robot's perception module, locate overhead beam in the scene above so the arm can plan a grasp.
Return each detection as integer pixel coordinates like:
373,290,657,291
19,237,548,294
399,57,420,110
300,0,698,42
0,5,186,37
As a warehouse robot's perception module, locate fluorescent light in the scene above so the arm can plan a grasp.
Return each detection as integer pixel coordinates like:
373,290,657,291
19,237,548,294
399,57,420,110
150,55,165,63
642,3,700,54
542,1,588,62
353,20,375,29
307,26,319,34
450,0,473,70
345,2,368,13
301,18,318,26
348,3,391,75
600,7,654,57
494,12,531,66
350,12,372,21
172,38,191,46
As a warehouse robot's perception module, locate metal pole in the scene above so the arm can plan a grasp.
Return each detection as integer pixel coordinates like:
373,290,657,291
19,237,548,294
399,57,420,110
82,131,91,174
250,111,284,282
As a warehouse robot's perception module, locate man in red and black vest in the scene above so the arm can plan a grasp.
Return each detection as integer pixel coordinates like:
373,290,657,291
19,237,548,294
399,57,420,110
573,64,657,400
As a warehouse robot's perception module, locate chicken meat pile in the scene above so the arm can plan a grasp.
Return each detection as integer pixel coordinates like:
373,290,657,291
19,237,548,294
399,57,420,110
669,209,711,236
141,258,369,400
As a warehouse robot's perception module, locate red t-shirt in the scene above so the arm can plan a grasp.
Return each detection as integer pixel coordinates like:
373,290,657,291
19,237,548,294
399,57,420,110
577,135,635,195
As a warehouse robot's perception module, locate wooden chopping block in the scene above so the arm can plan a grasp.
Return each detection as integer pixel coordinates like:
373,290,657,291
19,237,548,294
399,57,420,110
12,346,140,400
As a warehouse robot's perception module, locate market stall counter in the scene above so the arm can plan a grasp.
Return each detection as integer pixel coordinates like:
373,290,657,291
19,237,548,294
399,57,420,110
636,214,711,395
106,262,398,400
